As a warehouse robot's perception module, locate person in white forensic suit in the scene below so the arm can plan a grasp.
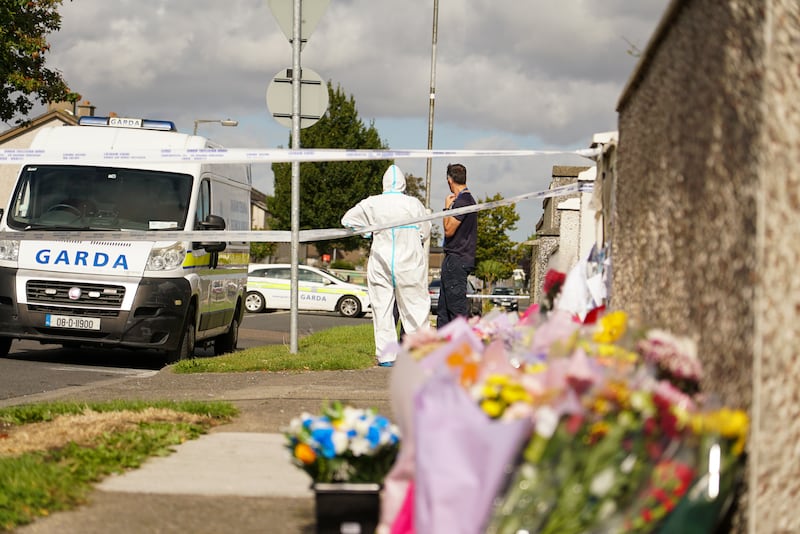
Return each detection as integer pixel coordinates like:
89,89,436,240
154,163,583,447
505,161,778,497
341,164,431,367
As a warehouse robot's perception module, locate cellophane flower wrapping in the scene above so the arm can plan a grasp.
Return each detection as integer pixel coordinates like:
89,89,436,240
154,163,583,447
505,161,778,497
387,301,748,534
284,401,401,484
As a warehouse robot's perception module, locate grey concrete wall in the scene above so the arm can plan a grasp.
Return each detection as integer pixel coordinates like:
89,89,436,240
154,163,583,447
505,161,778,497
613,1,800,531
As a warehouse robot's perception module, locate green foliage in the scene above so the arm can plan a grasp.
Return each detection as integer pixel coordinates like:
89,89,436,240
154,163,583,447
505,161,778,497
475,259,514,290
0,0,80,124
174,323,377,373
403,172,426,204
512,232,537,286
330,259,355,270
0,401,233,530
0,400,237,426
476,193,519,285
250,241,277,262
268,82,392,255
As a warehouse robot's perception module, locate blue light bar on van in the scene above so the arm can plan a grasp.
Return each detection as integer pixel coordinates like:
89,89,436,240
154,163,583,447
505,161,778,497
78,116,177,131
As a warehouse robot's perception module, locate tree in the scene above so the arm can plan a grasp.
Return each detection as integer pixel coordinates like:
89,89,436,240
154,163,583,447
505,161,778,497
404,171,441,244
267,82,392,256
250,241,277,263
512,232,537,289
475,193,520,287
0,0,80,125
475,259,513,292
404,172,425,204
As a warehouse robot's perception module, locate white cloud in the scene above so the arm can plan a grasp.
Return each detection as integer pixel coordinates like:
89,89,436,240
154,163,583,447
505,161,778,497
39,0,668,240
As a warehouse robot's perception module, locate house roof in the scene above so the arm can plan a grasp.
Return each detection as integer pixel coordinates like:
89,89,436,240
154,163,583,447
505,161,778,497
0,109,78,145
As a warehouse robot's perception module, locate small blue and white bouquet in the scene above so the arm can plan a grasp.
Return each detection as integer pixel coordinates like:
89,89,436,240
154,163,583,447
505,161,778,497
284,401,401,484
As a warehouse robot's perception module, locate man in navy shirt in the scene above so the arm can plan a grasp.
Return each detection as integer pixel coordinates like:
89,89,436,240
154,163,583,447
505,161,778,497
437,163,477,328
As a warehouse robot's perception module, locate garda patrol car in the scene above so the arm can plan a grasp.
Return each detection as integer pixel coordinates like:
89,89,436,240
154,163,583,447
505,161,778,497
0,116,251,361
245,264,370,318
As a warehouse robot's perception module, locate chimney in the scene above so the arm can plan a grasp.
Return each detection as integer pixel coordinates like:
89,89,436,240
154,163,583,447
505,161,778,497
76,100,96,117
47,101,75,115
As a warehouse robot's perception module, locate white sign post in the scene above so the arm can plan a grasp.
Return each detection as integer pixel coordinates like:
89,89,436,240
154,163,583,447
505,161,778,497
266,0,329,354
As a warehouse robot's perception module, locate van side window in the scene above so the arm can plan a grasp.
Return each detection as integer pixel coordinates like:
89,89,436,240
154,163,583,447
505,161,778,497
195,179,211,228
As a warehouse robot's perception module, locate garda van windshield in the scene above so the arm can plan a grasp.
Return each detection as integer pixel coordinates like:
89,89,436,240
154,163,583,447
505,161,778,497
7,165,193,231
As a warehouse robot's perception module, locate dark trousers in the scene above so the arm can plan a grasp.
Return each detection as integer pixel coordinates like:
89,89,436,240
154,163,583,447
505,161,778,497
436,254,472,328
393,301,405,340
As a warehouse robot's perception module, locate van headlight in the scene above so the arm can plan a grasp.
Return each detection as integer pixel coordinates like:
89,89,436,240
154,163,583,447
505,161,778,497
146,242,186,271
0,240,20,261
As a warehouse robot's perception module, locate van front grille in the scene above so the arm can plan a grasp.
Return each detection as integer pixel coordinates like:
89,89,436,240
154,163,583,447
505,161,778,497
26,280,125,308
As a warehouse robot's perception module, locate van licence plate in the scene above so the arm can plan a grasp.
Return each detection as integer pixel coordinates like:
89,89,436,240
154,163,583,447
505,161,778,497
45,314,101,331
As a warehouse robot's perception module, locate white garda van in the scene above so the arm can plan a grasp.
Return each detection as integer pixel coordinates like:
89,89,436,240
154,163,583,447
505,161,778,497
0,116,251,361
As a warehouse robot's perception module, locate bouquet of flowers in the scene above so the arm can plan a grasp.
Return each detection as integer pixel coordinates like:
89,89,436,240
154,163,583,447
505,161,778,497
384,302,748,534
284,401,401,484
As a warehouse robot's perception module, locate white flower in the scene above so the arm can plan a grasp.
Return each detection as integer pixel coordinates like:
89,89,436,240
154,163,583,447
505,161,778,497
589,467,616,497
597,500,617,521
349,436,372,457
332,430,349,455
534,406,559,438
620,454,637,474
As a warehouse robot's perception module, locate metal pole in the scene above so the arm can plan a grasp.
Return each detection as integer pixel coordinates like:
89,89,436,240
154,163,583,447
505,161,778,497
423,0,439,282
289,0,302,353
424,0,439,210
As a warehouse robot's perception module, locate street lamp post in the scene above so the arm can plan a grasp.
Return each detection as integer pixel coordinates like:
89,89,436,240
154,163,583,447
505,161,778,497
193,118,239,135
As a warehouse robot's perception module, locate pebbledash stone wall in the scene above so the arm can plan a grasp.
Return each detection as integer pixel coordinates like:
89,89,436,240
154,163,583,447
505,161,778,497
530,166,589,304
610,1,800,532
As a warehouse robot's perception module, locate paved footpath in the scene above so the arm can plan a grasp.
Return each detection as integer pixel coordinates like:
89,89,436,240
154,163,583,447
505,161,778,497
8,366,392,534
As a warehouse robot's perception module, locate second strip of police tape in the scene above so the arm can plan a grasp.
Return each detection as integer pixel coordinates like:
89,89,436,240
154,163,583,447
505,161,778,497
0,182,592,243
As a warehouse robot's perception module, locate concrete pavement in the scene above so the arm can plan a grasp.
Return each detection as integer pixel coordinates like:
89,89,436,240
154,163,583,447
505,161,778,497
9,366,393,534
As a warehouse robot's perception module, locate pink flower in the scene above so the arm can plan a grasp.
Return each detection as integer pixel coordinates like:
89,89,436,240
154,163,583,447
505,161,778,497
638,329,703,382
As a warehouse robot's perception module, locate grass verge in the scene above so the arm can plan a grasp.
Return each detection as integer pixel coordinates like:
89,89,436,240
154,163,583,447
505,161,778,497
0,400,236,531
174,322,376,373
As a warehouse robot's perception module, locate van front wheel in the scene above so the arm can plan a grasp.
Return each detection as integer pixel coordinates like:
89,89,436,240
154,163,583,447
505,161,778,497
214,314,239,355
167,309,196,362
0,337,11,357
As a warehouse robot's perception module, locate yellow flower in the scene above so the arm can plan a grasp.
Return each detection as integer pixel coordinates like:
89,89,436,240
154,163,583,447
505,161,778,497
718,409,749,439
500,384,532,405
480,383,499,399
481,399,504,419
294,443,316,465
604,381,631,409
591,397,613,416
487,374,510,387
690,408,749,456
593,311,628,344
526,361,548,374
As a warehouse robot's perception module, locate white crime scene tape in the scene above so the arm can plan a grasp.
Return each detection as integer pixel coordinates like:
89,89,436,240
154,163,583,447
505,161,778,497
0,146,601,165
0,182,593,242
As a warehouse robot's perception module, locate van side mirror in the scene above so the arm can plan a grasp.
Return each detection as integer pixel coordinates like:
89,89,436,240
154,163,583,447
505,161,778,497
196,214,227,253
200,214,226,231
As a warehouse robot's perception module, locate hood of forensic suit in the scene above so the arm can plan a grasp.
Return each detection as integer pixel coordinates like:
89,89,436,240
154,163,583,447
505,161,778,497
381,164,407,193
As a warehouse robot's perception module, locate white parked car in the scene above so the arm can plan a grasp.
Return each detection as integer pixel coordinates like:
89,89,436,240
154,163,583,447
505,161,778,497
245,264,370,318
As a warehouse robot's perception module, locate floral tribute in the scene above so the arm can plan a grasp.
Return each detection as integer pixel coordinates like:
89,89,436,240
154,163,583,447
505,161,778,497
284,401,401,484
379,306,748,534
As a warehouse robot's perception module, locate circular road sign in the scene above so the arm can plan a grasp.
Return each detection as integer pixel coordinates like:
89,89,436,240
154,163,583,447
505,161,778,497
266,67,329,129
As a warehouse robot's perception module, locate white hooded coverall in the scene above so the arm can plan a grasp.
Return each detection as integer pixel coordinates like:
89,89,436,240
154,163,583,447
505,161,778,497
341,165,431,364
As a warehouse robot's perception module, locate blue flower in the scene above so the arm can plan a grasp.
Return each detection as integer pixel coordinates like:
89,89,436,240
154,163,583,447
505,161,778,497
311,426,336,459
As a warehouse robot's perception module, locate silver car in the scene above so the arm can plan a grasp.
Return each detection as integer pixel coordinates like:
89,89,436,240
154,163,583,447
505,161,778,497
491,287,518,311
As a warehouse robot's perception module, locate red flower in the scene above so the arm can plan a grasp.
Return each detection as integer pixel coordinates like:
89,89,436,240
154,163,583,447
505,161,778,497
583,305,606,324
543,269,566,295
565,413,584,435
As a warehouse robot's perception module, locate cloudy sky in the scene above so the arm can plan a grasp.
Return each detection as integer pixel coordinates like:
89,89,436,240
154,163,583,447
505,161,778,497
40,0,669,241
